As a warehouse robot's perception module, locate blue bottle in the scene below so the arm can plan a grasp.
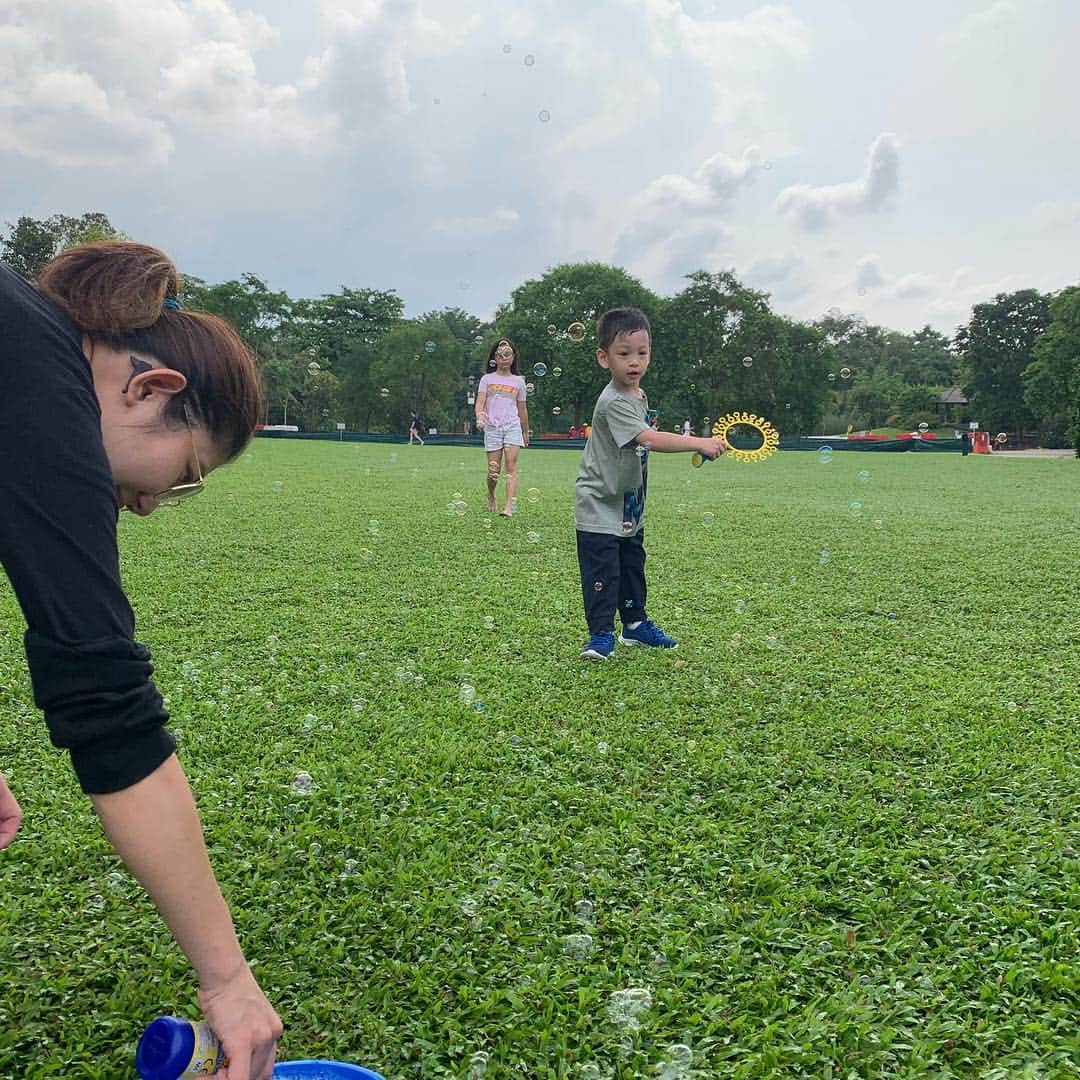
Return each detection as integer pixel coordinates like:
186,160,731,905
136,1016,227,1079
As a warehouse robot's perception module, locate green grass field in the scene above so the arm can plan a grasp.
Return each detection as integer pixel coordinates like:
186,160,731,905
1,440,1078,1079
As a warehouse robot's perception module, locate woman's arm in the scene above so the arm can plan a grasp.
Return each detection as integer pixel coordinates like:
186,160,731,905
92,755,282,1080
475,390,487,427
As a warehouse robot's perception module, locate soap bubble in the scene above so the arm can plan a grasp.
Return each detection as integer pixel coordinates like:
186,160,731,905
552,406,562,416
574,899,594,923
308,842,322,857
483,615,495,629
849,499,863,519
819,549,831,566
608,987,652,1029
918,422,929,433
817,445,833,464
459,683,476,705
502,43,511,53
379,387,390,398
563,933,594,959
827,372,836,383
525,382,535,396
533,362,548,377
857,468,871,484
469,1051,490,1078
424,340,436,353
526,487,541,503
527,531,541,543
658,1044,694,1080
702,512,715,527
292,771,314,794
567,321,586,342
840,366,852,379
538,109,551,123
524,54,535,66
307,360,320,373
593,580,603,592
459,896,478,917
995,431,1008,445
271,481,283,493
552,366,563,377
733,599,745,613
546,324,557,336
741,355,753,368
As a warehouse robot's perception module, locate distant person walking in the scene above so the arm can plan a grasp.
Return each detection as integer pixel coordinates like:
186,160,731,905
408,409,425,445
682,416,691,436
960,430,971,456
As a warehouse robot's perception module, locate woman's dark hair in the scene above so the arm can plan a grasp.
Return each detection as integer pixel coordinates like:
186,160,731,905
597,307,651,351
37,240,264,463
485,338,521,375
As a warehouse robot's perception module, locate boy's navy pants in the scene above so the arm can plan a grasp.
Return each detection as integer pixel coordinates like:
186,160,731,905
576,529,647,634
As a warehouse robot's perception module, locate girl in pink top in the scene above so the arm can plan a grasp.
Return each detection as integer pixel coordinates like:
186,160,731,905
475,339,530,516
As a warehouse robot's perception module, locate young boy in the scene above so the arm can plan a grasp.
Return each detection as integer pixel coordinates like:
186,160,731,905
575,307,725,660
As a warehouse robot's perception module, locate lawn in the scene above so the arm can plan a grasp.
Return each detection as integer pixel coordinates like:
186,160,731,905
0,440,1078,1079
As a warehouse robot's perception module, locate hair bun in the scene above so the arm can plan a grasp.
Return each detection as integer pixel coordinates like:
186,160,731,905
37,240,180,335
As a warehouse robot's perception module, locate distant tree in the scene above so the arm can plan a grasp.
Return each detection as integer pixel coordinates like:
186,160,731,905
1,211,125,279
954,289,1051,437
1023,285,1080,449
494,263,661,430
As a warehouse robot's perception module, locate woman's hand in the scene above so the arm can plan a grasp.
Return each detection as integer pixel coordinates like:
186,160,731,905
198,967,282,1080
0,772,22,849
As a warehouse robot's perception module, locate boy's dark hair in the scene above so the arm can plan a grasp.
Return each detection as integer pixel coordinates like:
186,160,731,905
485,338,521,375
597,307,651,351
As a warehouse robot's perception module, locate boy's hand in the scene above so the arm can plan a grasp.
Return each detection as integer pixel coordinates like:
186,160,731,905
696,435,726,461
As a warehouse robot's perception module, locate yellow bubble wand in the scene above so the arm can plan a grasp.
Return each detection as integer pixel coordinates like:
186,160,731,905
692,411,780,466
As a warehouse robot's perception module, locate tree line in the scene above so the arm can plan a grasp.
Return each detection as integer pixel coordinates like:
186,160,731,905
3,212,1077,451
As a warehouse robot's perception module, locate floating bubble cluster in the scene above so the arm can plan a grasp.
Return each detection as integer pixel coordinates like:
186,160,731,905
607,988,652,1030
563,933,594,959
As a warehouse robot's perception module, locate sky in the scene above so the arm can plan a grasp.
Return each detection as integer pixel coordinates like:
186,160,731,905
2,0,1078,336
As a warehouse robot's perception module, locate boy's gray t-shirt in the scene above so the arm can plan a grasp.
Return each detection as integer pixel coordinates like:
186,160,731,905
575,382,650,536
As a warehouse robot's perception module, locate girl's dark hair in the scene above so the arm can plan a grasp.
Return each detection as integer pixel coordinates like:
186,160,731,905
597,307,651,351
485,338,521,375
37,240,264,463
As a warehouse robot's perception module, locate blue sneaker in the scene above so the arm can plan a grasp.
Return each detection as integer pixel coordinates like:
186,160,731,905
619,620,678,650
580,631,616,660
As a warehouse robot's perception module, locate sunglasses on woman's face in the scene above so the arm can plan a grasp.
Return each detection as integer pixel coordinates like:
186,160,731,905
154,403,205,507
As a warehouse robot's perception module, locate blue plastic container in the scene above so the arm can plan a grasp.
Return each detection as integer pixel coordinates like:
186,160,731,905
273,1064,384,1079
136,1017,226,1079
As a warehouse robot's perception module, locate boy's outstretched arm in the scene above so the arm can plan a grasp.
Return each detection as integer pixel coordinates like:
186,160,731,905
635,429,725,458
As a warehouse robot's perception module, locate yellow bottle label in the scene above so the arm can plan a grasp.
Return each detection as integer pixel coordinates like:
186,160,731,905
186,1021,227,1076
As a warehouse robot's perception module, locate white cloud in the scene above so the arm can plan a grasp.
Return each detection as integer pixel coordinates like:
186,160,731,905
612,146,760,271
855,255,884,291
893,272,934,299
432,208,521,235
776,132,901,231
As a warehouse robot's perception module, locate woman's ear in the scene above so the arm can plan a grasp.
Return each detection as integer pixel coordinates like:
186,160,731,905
124,365,188,405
